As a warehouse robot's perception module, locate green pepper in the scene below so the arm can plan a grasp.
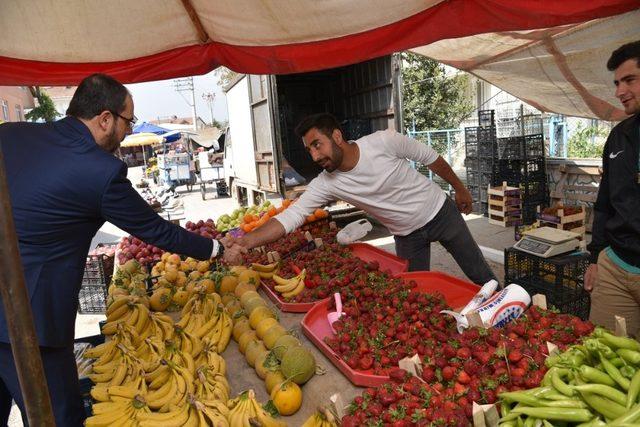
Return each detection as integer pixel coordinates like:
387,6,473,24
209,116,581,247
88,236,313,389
601,354,631,391
578,391,627,419
609,402,640,426
579,365,617,387
499,392,545,407
620,365,636,379
611,357,626,368
572,384,628,406
510,407,593,422
618,349,640,365
627,370,640,408
598,331,640,352
552,369,575,397
543,400,589,409
523,417,535,427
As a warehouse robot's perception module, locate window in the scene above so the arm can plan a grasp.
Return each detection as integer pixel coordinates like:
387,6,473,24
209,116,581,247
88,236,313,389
15,105,22,121
1,100,8,121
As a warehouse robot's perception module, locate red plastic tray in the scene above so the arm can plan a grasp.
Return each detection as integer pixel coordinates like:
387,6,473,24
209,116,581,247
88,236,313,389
261,243,409,313
349,243,409,275
301,271,480,387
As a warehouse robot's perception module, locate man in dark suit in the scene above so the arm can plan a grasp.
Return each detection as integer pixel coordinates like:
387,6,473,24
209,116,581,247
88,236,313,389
0,74,243,426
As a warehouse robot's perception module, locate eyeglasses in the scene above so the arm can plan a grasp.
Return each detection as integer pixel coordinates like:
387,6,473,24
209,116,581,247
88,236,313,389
110,111,138,129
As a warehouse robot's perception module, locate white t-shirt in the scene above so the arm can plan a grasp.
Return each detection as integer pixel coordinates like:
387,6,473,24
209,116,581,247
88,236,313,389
275,129,447,236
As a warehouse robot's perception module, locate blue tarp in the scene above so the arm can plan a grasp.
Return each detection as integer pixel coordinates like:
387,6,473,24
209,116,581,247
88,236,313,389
132,122,181,142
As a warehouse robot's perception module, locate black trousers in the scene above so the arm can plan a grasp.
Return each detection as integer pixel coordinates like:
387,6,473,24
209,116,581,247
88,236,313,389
0,343,85,427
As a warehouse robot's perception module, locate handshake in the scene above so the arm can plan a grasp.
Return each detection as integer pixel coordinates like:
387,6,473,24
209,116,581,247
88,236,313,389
218,235,249,265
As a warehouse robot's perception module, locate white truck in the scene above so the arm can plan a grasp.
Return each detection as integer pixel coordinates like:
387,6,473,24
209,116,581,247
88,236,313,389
223,55,404,213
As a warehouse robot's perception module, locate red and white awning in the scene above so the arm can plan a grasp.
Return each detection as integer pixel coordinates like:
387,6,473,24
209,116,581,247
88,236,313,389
0,0,637,119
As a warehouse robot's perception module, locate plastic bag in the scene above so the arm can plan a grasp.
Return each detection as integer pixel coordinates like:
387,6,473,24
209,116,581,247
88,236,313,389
336,219,373,245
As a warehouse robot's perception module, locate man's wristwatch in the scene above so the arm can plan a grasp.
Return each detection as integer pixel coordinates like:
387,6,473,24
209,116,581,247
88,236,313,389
213,239,224,258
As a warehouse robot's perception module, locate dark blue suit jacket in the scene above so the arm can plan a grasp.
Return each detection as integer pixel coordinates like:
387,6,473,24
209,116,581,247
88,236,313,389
0,117,213,348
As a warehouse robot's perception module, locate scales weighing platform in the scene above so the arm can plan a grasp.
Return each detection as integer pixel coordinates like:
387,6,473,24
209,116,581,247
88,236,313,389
513,227,580,258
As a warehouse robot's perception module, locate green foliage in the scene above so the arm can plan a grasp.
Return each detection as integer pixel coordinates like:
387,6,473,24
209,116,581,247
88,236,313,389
401,52,474,132
25,89,59,122
567,122,608,158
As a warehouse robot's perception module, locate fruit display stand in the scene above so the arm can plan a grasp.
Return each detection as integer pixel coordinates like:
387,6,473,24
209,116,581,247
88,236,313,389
301,272,479,387
260,242,409,313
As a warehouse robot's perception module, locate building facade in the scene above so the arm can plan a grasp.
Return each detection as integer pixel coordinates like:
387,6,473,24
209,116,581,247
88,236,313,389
0,86,35,122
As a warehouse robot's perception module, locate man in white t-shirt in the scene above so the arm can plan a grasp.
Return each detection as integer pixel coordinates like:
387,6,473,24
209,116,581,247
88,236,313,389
239,113,496,284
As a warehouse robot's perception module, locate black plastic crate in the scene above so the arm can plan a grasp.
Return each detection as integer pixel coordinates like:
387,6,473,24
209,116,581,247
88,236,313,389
524,134,545,158
465,127,479,144
75,334,105,417
479,158,493,172
479,186,488,202
78,285,108,314
522,202,546,225
496,137,523,159
522,158,546,181
466,170,479,186
472,201,488,215
82,254,114,287
478,110,496,127
521,180,548,203
478,125,497,143
468,185,480,200
480,171,493,187
504,247,590,319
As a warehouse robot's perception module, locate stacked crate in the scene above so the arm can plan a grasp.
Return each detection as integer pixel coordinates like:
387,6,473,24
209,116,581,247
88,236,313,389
492,113,548,224
487,182,522,227
536,205,586,239
465,110,497,216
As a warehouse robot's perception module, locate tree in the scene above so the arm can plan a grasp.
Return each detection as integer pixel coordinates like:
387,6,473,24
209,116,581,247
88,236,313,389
25,87,59,122
401,52,474,132
567,122,608,158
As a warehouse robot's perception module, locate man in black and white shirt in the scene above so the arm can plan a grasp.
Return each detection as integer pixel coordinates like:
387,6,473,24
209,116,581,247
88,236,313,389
239,113,496,284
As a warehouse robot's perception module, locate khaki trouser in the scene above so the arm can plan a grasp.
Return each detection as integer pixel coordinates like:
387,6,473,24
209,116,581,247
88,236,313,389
589,250,640,337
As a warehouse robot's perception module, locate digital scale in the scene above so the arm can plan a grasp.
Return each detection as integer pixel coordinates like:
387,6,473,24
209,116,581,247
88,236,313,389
513,227,581,258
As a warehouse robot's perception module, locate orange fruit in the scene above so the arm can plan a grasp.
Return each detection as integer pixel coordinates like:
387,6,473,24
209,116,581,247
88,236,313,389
305,214,317,223
268,207,277,217
149,288,172,311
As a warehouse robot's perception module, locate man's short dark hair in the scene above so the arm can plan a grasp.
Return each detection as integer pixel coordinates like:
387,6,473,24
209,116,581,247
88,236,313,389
295,113,344,139
66,73,129,119
607,40,640,71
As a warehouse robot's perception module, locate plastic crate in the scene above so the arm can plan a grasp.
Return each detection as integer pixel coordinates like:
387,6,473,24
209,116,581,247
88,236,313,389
78,285,108,314
466,170,479,186
472,201,488,215
480,171,493,187
82,254,114,287
522,202,546,225
479,186,488,202
75,334,105,417
504,247,590,319
524,134,545,158
479,158,493,172
465,126,479,144
468,185,480,201
497,136,524,159
521,180,548,203
478,126,497,143
478,109,496,127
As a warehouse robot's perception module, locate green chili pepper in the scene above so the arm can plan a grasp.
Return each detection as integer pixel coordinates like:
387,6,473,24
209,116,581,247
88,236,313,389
572,384,628,406
543,400,589,409
578,391,627,419
620,365,636,379
510,407,593,422
611,357,626,368
618,349,640,365
599,331,640,351
626,370,640,408
601,354,631,391
609,402,640,426
579,365,617,386
552,369,575,397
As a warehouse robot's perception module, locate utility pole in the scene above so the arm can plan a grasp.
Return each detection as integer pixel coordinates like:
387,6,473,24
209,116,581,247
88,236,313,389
202,92,215,126
173,77,198,131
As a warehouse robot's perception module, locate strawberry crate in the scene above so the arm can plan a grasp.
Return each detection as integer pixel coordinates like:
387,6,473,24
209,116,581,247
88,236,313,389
504,247,590,319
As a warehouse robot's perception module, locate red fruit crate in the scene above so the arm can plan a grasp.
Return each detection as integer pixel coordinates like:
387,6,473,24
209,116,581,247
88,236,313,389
261,243,409,312
301,271,479,387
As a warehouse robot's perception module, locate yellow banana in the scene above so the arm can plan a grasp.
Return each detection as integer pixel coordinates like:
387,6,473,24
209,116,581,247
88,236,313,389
217,314,233,353
251,262,278,273
148,366,171,390
90,385,111,402
257,270,275,279
250,398,287,427
139,403,190,426
90,400,127,415
146,375,177,409
106,296,131,317
108,362,127,386
272,274,297,289
106,384,138,399
85,408,131,427
281,279,306,299
182,406,199,427
84,339,117,359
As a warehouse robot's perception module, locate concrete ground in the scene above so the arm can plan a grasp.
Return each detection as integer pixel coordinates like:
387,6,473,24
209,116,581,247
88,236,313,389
8,167,517,425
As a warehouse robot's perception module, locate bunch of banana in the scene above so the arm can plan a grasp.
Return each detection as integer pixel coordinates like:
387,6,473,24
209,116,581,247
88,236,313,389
227,390,286,427
189,396,231,426
272,269,306,299
194,365,230,403
146,311,175,342
163,339,197,375
102,299,151,339
251,262,280,279
173,325,203,360
301,406,339,427
195,338,227,375
178,300,233,353
134,336,166,372
88,346,145,387
90,376,147,402
180,291,222,319
85,393,151,427
136,403,190,427
144,361,194,411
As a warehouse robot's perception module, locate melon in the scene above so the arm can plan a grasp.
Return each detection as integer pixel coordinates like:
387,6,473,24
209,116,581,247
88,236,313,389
262,324,287,349
272,334,301,361
237,330,257,354
234,282,256,299
226,300,244,319
255,317,279,339
245,340,268,368
243,297,267,316
265,369,286,394
221,294,237,307
239,291,261,307
253,351,276,380
249,306,276,330
280,346,316,385
232,317,251,342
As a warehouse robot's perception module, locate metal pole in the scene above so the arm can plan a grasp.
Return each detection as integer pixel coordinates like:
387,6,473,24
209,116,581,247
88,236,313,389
0,145,55,426
190,78,197,132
